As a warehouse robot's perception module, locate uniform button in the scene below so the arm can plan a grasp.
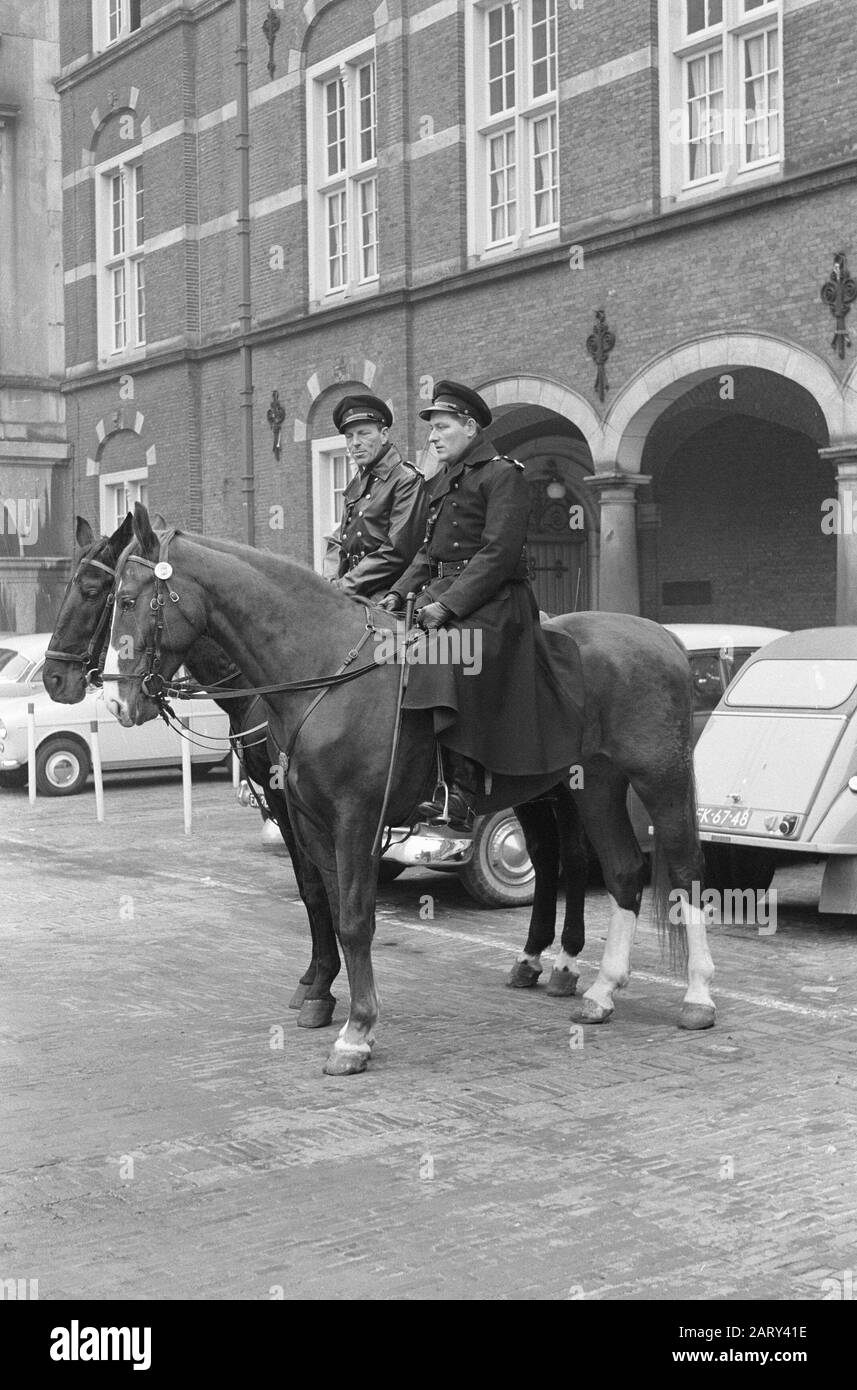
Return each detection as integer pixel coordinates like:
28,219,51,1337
422,534,429,543
452,541,460,550
356,530,363,538
452,521,459,528
358,510,364,516
452,501,458,508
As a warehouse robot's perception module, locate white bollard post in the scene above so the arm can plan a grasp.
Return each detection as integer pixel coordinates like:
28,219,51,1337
181,717,192,835
232,750,240,788
89,719,105,823
27,702,36,806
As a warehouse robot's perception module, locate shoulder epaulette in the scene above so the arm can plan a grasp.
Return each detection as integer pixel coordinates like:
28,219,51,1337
492,455,525,471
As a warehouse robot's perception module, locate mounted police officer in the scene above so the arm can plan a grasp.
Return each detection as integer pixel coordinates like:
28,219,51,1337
324,394,426,600
378,380,583,829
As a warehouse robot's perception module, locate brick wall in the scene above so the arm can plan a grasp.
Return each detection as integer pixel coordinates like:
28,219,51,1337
57,0,857,616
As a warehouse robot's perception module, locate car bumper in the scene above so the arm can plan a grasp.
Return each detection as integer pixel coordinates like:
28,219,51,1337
382,826,474,869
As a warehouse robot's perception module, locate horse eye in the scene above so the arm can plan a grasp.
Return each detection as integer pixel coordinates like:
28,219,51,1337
120,596,136,611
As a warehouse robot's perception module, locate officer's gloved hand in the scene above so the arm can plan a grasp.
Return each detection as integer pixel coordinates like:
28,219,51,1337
417,601,451,630
377,593,403,612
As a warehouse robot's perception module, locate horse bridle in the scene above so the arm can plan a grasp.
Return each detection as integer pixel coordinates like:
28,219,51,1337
45,548,118,685
109,527,182,702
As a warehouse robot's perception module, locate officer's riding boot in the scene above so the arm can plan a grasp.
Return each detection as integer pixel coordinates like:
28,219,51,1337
417,750,480,831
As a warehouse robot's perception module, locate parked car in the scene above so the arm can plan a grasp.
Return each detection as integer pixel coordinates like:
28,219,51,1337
694,626,857,911
0,635,231,794
246,622,787,907
628,623,788,847
0,632,51,700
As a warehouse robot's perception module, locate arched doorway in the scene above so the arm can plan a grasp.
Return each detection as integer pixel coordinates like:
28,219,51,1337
638,368,833,628
488,404,596,615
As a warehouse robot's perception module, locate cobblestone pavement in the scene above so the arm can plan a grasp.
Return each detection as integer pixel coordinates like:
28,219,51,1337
2,772,856,1301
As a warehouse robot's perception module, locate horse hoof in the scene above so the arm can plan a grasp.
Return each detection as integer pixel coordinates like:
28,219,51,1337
567,995,613,1024
546,968,579,997
297,997,336,1029
678,1002,716,1031
323,1048,369,1076
289,983,310,1009
507,960,541,989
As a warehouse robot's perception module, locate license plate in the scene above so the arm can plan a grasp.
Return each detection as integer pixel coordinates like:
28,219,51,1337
697,805,755,829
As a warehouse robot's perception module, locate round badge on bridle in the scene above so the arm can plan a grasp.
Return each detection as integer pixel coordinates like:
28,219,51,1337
154,561,173,580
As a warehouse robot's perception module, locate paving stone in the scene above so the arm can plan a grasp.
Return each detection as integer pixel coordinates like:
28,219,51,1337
1,777,856,1299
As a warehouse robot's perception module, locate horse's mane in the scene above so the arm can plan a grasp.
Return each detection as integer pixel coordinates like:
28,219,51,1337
175,529,346,600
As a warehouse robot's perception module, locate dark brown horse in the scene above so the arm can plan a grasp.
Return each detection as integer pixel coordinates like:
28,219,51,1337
43,517,592,1019
43,516,340,1027
101,505,714,1075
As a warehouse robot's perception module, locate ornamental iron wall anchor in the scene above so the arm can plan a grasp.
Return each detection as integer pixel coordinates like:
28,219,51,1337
586,309,616,403
821,252,857,360
262,7,281,82
267,389,286,460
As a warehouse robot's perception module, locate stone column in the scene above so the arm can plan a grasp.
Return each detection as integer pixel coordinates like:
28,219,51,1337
584,472,651,615
818,447,857,625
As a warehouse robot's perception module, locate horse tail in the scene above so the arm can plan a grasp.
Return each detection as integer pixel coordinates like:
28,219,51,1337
650,750,699,975
650,833,682,973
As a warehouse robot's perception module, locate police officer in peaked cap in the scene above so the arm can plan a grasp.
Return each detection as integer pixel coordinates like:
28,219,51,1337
324,393,427,600
377,379,554,829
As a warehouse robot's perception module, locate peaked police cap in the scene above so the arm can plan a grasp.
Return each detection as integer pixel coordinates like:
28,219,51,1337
418,379,492,429
333,394,393,432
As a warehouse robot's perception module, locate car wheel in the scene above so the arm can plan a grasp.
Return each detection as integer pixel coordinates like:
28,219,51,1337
703,842,776,894
35,736,91,796
458,810,535,907
377,860,406,884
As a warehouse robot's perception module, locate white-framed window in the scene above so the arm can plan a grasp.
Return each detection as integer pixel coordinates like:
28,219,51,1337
660,0,782,201
95,159,146,360
466,0,559,259
310,437,357,571
306,41,379,304
98,468,149,536
92,0,141,52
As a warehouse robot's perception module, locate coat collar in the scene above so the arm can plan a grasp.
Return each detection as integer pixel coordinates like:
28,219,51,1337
343,442,403,500
429,436,495,502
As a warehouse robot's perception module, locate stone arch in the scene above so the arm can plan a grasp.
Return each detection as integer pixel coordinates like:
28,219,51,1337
842,356,857,435
88,88,142,152
293,358,381,442
479,375,603,461
300,0,386,59
603,332,848,470
85,409,157,477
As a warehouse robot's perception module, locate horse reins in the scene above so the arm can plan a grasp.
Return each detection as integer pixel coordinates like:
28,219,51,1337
99,530,422,853
100,530,404,705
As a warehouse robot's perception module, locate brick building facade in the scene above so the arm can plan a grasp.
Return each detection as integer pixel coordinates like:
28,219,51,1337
58,0,857,627
0,0,69,633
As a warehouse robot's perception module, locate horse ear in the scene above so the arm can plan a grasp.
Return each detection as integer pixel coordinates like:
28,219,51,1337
110,510,135,554
75,516,94,548
151,512,167,531
133,501,158,556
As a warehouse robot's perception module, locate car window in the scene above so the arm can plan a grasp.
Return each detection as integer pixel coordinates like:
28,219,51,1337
30,660,45,688
689,653,723,712
727,658,857,710
0,650,29,680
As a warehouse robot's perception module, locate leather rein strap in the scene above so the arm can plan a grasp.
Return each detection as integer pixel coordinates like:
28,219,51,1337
101,530,385,703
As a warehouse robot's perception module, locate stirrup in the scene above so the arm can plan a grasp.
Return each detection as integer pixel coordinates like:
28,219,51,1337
417,781,475,832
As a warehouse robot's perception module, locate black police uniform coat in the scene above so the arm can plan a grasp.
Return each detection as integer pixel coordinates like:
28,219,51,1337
325,443,426,599
391,436,584,776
